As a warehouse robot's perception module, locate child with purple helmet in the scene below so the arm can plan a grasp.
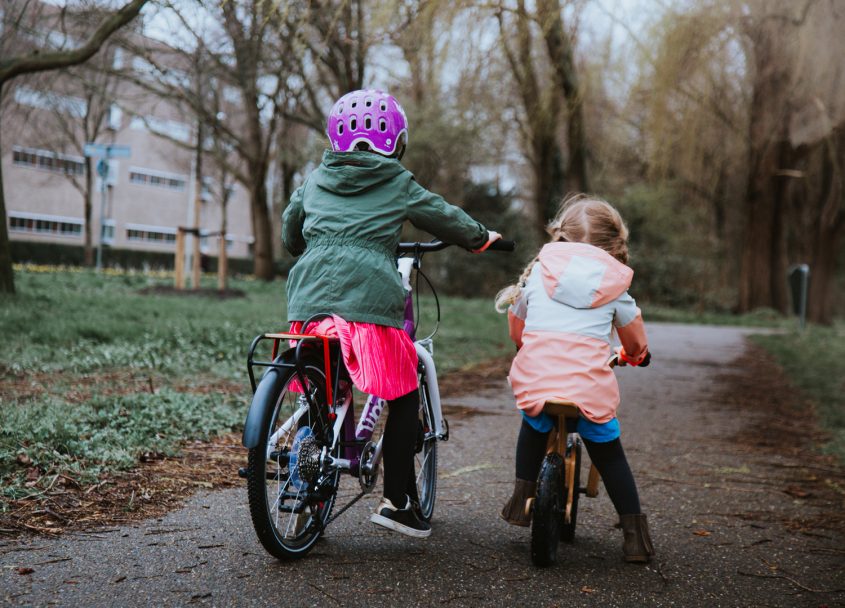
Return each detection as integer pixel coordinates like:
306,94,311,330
283,89,500,537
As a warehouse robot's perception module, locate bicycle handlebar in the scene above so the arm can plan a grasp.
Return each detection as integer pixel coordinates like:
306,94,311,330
396,239,516,254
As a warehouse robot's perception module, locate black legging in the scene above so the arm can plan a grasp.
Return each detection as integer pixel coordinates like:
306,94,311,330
515,418,641,515
382,389,420,507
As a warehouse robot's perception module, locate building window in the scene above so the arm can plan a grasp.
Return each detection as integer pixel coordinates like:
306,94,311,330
12,146,85,176
9,213,83,237
129,115,191,143
14,86,87,117
102,220,116,244
126,227,177,244
128,168,187,191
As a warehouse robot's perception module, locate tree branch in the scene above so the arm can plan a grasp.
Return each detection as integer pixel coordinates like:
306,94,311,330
0,0,149,84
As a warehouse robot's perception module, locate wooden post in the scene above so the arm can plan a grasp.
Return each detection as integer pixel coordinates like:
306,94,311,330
218,233,228,291
191,225,201,289
174,228,185,289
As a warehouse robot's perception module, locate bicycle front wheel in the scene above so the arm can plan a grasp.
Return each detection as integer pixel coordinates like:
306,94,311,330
414,377,438,521
531,452,564,567
561,439,582,543
245,357,340,560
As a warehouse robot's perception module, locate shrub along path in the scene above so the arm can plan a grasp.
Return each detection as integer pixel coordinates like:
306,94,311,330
1,324,843,607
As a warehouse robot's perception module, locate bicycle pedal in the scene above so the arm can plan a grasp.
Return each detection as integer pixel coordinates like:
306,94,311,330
238,467,248,479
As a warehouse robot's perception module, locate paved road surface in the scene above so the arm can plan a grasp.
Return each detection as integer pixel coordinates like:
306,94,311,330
2,324,844,607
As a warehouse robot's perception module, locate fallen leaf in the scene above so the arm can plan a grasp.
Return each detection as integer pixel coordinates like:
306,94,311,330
580,586,597,594
784,486,812,499
693,529,711,537
16,567,34,575
16,453,32,466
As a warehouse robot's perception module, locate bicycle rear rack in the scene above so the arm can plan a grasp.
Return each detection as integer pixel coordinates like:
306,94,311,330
246,332,338,409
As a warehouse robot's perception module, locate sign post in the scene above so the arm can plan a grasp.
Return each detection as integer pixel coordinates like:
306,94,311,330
787,264,810,331
84,143,131,271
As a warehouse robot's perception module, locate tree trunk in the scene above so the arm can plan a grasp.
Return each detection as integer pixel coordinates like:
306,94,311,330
535,136,564,237
0,83,15,295
84,157,95,266
738,139,791,313
805,129,845,325
251,175,274,281
737,28,791,314
537,0,589,193
806,225,839,324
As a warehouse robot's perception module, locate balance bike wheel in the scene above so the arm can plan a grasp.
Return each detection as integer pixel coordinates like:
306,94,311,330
530,452,564,567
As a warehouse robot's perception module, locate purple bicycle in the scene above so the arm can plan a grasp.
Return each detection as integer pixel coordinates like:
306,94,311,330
240,239,515,559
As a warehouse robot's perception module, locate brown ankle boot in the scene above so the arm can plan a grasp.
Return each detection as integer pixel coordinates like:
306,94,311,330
500,479,536,527
620,513,655,563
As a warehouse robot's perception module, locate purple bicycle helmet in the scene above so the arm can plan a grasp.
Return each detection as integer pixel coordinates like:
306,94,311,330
326,89,408,157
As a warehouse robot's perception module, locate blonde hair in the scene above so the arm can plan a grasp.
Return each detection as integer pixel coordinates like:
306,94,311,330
495,194,630,312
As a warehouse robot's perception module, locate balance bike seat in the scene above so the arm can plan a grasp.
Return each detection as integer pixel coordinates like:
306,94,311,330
542,399,581,419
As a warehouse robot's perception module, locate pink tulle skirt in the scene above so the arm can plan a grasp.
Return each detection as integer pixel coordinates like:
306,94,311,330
289,316,418,401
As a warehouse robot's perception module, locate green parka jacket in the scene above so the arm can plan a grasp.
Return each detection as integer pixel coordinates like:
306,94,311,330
282,150,488,328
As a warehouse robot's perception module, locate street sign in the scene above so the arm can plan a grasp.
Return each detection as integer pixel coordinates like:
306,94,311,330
84,143,131,159
86,142,131,272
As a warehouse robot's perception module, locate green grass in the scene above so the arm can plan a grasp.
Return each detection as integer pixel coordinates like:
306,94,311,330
752,323,845,463
0,267,512,505
1,390,243,501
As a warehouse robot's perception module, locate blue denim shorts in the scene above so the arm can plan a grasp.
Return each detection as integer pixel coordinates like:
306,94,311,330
521,410,621,443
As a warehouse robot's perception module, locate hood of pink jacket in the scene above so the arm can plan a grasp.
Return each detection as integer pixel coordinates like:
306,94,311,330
538,242,633,309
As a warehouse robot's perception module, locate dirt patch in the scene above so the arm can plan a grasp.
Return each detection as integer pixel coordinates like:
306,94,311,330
716,343,845,533
0,433,244,537
0,369,243,404
137,286,246,299
437,356,511,396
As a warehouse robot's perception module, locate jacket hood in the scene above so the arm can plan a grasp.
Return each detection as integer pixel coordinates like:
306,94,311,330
313,150,406,196
538,242,633,309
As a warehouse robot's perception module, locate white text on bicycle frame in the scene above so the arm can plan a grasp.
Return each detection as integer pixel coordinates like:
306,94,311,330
356,396,387,439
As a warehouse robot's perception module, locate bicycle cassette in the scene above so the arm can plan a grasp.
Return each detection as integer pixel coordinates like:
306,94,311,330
295,435,322,484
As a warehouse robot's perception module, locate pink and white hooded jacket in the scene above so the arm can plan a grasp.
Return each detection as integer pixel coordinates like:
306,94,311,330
507,242,648,423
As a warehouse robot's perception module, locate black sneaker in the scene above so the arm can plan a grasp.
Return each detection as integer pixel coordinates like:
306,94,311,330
370,497,431,538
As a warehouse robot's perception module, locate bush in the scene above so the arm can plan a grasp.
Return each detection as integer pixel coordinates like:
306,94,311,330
10,241,255,275
410,182,537,299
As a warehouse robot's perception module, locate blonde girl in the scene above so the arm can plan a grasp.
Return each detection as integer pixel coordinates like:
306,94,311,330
497,194,654,563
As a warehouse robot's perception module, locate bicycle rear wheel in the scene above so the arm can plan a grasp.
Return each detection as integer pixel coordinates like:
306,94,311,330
531,452,564,567
245,357,340,560
414,377,438,521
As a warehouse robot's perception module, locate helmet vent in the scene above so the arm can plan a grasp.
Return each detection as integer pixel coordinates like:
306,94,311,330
351,100,357,108
350,117,357,131
338,103,343,114
365,97,373,107
378,118,387,132
364,116,372,130
337,121,344,135
379,100,387,111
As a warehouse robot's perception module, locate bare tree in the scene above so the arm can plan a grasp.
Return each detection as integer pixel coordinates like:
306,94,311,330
0,0,149,294
496,0,565,236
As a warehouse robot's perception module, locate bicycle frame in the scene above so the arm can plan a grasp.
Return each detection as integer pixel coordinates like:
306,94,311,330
244,251,446,499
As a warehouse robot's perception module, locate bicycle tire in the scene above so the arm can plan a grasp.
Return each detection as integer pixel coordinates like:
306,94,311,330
245,356,340,560
414,376,438,521
561,439,581,543
531,452,564,567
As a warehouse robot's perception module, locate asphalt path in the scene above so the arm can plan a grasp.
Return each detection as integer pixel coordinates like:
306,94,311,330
2,323,844,607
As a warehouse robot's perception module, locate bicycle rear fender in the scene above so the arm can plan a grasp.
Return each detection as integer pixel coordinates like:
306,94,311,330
242,355,292,449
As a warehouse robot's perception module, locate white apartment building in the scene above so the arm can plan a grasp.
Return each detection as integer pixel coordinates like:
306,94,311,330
2,9,254,266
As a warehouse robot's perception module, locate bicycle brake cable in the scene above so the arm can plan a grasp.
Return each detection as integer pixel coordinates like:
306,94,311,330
415,265,440,341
